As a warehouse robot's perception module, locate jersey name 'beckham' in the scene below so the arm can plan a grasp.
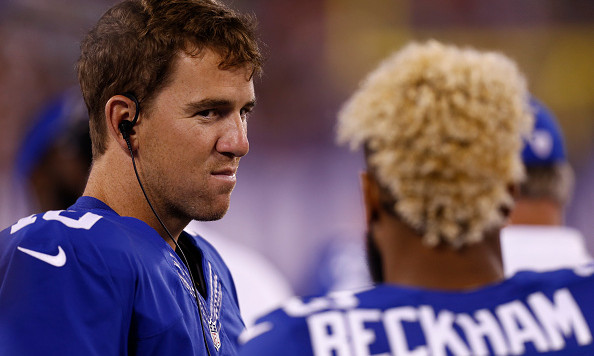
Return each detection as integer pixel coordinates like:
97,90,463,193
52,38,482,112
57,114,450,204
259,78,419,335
243,265,594,356
302,287,591,355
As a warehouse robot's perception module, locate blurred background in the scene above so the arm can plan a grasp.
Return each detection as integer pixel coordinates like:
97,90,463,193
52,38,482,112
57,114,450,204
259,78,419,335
1,0,593,296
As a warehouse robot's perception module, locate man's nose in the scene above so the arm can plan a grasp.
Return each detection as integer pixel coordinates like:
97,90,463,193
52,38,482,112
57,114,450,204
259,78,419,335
216,113,249,157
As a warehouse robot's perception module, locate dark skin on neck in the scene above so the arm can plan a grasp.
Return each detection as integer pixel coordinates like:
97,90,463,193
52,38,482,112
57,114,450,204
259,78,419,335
361,171,505,291
509,198,564,226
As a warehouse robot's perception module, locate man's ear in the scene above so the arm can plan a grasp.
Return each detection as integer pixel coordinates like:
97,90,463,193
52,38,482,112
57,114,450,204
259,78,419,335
105,94,140,153
361,171,381,226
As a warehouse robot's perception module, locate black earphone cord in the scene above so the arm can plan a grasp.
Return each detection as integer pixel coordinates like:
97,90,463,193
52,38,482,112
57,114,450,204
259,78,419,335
124,133,213,356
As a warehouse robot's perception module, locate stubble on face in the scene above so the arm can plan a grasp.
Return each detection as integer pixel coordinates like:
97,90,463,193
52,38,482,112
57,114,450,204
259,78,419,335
173,174,237,222
138,49,253,225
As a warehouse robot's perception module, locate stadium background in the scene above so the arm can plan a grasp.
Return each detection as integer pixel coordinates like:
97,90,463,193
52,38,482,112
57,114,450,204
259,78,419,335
0,0,593,294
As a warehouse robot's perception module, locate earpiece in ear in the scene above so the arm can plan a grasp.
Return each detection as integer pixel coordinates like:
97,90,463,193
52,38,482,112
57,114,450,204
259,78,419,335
119,120,134,140
118,92,141,141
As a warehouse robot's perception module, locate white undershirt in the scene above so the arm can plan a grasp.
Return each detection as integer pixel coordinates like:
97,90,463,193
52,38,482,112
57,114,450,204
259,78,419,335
501,225,593,277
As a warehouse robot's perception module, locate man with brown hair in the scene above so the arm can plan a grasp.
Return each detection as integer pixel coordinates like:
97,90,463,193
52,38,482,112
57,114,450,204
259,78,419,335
238,41,594,355
0,0,262,354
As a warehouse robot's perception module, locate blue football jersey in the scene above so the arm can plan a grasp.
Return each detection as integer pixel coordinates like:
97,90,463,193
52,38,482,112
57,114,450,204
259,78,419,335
239,265,594,355
0,196,244,355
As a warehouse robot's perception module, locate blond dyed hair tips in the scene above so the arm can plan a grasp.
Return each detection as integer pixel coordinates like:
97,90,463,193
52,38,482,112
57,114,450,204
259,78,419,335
337,40,533,247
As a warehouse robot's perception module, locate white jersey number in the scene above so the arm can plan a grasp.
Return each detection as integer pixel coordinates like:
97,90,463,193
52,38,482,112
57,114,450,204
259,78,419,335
10,211,102,234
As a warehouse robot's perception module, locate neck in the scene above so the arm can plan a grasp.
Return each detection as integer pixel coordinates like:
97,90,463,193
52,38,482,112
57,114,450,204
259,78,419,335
509,198,563,226
374,214,504,290
83,151,186,249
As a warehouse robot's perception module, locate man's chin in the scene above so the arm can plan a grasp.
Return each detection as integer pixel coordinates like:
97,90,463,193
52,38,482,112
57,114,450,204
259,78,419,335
192,199,230,222
196,210,227,222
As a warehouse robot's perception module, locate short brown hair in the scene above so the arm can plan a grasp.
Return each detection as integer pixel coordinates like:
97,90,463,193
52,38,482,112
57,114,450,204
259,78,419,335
77,0,263,157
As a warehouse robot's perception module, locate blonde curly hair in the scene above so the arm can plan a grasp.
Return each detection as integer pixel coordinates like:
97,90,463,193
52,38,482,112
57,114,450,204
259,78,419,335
337,40,533,247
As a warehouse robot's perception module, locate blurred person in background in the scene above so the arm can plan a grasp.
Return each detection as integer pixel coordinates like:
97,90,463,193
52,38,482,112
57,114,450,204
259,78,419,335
13,88,92,214
0,0,264,354
12,88,292,326
501,97,592,276
238,40,594,355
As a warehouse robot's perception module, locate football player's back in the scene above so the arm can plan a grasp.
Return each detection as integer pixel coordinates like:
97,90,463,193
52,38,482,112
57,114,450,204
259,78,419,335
243,266,594,355
238,41,594,356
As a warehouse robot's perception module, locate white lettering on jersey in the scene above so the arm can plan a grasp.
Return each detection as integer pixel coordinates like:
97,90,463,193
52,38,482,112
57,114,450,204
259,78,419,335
302,288,591,355
456,309,508,355
419,306,470,356
346,309,389,356
285,290,360,318
573,263,594,277
10,215,37,234
384,306,427,356
308,311,352,356
328,290,361,309
497,300,549,354
10,211,102,234
42,211,102,229
528,289,592,350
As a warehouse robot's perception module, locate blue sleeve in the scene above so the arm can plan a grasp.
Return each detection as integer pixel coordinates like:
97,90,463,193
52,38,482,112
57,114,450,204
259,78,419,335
0,214,131,355
238,311,313,356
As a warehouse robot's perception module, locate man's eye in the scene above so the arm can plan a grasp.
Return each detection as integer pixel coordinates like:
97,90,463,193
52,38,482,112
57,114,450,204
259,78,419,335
240,108,252,121
196,109,217,118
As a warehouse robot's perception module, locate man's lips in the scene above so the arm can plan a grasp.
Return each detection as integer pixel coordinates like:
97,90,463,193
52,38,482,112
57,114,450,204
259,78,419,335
211,167,237,180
